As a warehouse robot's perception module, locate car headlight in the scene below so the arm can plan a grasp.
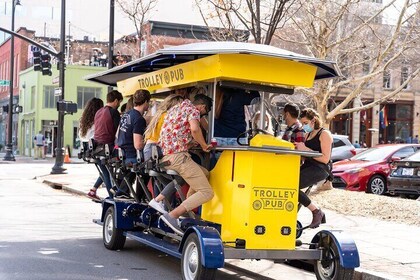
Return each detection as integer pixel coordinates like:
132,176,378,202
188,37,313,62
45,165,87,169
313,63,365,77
344,167,365,174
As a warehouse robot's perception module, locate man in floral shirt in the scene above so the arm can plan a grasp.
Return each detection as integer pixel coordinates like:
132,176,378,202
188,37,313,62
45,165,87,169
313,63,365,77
156,94,213,235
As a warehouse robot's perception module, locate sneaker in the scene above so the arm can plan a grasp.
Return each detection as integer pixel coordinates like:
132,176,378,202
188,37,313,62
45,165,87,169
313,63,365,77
148,199,168,214
87,189,101,202
161,213,183,235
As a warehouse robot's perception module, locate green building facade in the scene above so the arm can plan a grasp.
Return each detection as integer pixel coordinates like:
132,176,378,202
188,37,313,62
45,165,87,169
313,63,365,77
18,65,108,157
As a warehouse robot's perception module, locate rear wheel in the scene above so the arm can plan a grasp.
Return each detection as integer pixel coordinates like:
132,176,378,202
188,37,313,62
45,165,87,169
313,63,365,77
181,233,216,280
314,237,354,280
367,175,387,195
103,206,126,250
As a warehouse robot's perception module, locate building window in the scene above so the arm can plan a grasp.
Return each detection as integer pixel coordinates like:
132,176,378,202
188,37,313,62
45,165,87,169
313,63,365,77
401,67,409,89
43,86,58,108
383,70,391,89
77,87,102,109
30,86,36,109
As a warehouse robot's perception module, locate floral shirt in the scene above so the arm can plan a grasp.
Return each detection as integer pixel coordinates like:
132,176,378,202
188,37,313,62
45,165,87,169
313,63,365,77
159,99,200,155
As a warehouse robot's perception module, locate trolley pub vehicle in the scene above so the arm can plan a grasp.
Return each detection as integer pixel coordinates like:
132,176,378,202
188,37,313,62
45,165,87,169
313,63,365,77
85,42,359,280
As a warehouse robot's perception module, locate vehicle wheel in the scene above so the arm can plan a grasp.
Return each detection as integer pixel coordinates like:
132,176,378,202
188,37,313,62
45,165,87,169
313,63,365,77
181,233,216,280
296,221,303,239
367,175,387,195
314,237,354,280
103,206,126,250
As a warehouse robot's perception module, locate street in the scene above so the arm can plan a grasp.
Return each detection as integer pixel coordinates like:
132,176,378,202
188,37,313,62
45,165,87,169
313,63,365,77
0,162,315,280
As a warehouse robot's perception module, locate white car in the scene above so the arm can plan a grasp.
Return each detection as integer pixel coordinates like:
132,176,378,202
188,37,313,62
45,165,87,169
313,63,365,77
331,134,356,162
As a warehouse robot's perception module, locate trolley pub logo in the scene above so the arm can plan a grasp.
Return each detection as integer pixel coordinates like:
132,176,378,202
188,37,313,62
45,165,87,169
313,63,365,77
138,68,185,88
252,187,295,211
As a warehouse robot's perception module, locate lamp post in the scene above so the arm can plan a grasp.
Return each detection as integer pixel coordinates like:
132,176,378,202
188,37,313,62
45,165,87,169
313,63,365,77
3,0,21,161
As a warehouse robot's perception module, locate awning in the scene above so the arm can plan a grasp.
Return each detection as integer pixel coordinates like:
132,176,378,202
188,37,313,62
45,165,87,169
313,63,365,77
85,41,341,88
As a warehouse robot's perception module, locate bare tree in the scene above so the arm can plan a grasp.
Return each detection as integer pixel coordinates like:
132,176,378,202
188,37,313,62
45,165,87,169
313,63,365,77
116,0,158,58
195,0,296,44
275,0,420,127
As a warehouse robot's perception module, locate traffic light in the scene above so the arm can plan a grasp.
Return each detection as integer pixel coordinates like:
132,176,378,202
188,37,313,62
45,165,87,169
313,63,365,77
33,51,42,71
40,54,52,76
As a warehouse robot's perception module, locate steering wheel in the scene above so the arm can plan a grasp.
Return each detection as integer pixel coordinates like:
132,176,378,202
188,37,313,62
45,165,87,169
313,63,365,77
236,128,271,146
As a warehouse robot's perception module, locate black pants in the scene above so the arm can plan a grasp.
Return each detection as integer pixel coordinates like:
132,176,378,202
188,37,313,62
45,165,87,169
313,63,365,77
298,162,329,207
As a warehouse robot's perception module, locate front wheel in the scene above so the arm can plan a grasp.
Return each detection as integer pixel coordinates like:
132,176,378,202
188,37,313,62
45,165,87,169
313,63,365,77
314,237,354,280
103,206,126,250
181,233,216,280
367,175,387,195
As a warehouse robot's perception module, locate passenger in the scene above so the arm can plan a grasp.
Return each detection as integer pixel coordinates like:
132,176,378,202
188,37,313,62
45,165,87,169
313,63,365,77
214,87,259,146
143,94,184,161
281,103,305,143
79,97,104,201
93,90,123,197
294,108,332,228
119,96,134,116
115,90,151,198
153,94,214,235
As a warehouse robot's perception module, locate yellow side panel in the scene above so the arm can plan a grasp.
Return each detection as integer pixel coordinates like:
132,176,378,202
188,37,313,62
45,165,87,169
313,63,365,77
116,54,318,96
219,54,317,88
203,135,301,250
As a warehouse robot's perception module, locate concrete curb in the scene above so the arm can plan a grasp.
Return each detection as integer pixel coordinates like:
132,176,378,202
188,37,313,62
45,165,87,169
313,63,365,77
45,182,397,280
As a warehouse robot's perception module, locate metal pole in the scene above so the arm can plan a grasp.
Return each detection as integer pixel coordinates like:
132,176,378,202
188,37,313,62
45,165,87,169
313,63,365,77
3,0,17,161
51,0,66,174
107,0,115,92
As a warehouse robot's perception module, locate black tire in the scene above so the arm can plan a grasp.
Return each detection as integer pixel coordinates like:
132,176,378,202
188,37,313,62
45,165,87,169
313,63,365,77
181,233,217,280
314,237,354,280
367,175,387,195
103,206,126,250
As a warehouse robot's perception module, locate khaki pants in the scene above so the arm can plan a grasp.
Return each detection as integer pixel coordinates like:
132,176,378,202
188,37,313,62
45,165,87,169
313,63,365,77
162,152,214,211
34,145,45,159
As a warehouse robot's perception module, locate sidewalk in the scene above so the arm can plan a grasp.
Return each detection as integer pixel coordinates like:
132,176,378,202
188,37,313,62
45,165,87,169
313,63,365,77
29,157,420,280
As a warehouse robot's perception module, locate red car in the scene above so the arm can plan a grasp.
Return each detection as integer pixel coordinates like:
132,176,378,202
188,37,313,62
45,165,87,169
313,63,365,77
332,144,420,195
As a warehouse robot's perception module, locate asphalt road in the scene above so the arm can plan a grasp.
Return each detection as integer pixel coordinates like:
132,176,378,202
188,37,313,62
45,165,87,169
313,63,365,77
0,162,316,280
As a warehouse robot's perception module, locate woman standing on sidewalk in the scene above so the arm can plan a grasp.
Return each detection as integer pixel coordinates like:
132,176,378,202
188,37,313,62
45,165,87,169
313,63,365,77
78,97,104,201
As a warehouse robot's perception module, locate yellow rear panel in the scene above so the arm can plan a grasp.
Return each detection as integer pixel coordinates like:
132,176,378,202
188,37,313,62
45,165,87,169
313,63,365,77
202,135,300,249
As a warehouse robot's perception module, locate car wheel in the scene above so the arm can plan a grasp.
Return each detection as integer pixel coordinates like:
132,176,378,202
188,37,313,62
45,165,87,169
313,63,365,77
367,175,387,195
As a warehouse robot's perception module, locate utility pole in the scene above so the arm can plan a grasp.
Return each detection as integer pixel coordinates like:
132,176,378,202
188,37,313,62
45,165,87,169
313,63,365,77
51,0,66,174
3,0,21,161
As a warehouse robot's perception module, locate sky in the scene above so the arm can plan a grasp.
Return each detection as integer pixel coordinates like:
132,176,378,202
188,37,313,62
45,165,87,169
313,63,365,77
0,0,205,42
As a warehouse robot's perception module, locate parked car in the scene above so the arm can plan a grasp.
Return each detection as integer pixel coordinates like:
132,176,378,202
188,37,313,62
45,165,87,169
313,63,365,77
388,150,420,198
332,144,420,195
331,134,356,162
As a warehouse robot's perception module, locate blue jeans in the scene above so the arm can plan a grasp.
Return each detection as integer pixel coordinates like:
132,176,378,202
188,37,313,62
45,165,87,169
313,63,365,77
97,162,113,198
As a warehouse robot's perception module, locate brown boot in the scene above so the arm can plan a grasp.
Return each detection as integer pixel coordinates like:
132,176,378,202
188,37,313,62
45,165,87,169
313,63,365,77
309,208,326,228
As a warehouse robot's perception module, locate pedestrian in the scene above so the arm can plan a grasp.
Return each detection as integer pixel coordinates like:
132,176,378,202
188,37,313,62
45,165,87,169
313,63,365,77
413,135,419,144
294,108,333,228
79,97,104,201
115,90,151,198
353,140,361,148
33,131,45,159
152,94,214,235
93,90,123,197
281,103,305,143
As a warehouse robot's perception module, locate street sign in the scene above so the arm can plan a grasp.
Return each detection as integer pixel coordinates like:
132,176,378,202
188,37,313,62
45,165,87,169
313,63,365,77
54,87,62,96
52,76,59,85
0,80,10,86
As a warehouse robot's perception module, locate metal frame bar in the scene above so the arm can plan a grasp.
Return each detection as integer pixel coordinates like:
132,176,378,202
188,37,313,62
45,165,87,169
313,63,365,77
224,248,321,260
